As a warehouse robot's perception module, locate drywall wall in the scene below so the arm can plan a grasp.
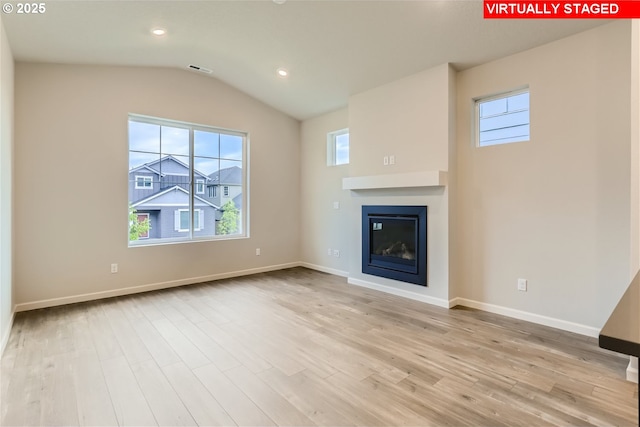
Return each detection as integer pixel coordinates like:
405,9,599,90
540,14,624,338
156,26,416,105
346,63,454,304
14,64,301,307
0,18,14,352
456,20,631,329
299,108,350,275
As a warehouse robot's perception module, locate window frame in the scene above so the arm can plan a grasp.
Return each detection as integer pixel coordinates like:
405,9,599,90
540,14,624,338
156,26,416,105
128,114,248,246
176,208,202,232
474,87,530,148
195,179,205,194
134,175,153,189
327,128,349,166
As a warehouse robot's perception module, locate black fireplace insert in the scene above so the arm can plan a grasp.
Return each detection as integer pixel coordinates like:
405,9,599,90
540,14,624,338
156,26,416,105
362,205,427,286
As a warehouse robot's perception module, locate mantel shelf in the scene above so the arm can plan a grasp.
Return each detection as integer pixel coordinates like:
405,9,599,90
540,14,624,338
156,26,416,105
342,171,447,191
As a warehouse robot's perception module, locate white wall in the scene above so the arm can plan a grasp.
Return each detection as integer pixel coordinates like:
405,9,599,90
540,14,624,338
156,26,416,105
456,20,631,330
14,64,301,308
345,64,455,305
300,22,633,335
300,108,350,276
0,17,14,352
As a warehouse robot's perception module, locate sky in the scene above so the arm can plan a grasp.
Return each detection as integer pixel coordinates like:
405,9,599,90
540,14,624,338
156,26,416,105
128,119,243,175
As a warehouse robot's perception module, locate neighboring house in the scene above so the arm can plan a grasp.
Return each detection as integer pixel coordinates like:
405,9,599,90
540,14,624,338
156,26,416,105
205,165,243,233
206,166,243,210
129,155,219,240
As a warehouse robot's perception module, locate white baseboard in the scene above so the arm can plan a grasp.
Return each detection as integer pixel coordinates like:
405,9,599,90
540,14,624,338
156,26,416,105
10,264,602,341
450,297,600,338
299,262,349,278
1,309,15,357
627,357,638,383
14,262,300,312
348,277,450,308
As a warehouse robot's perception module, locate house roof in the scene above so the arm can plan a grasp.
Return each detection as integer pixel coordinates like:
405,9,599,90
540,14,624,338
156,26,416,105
129,164,164,177
131,185,220,210
209,166,242,186
130,155,210,180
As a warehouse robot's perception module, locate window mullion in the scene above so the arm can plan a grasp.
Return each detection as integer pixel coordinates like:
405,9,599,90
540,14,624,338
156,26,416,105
189,127,195,239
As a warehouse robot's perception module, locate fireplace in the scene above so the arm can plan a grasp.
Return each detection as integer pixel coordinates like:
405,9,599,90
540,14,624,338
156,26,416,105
362,205,427,286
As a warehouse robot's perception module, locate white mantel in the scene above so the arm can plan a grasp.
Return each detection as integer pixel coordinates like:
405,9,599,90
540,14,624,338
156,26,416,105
342,171,447,191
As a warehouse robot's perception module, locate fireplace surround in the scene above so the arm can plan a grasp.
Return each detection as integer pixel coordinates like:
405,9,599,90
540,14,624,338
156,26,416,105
362,205,427,286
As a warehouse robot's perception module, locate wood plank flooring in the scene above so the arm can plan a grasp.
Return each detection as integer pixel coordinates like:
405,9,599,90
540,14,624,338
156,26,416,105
1,267,637,426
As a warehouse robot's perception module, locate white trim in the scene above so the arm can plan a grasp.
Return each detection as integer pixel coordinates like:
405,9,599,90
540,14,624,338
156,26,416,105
14,262,300,313
449,297,600,338
627,357,638,383
299,262,349,278
347,277,450,308
327,128,349,166
134,175,153,189
196,179,205,194
475,87,530,148
1,309,15,357
176,209,191,232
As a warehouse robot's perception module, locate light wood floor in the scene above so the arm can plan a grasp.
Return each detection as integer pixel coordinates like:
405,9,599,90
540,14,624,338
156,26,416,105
1,267,637,426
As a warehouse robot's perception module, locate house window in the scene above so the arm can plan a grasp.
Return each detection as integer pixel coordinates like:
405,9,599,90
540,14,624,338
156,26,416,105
176,209,202,232
128,114,247,246
208,186,217,198
223,186,229,196
135,175,153,189
476,88,530,147
327,128,349,166
196,179,205,194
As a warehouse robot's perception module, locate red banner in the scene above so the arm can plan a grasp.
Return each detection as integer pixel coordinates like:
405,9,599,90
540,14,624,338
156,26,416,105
484,1,640,18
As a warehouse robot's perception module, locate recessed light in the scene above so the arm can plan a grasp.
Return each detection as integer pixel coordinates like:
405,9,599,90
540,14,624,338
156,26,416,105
273,0,286,4
277,68,289,78
151,28,166,36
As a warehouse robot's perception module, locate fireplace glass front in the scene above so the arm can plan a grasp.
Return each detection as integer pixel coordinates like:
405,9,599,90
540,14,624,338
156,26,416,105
362,205,427,286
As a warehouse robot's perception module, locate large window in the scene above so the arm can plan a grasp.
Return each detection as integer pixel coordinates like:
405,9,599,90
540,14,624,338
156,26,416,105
327,128,349,166
128,114,247,245
476,88,530,147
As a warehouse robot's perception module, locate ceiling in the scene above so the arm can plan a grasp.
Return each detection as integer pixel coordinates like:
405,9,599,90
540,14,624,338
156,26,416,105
2,0,608,120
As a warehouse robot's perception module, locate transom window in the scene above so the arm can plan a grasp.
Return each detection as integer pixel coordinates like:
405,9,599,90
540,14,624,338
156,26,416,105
128,114,247,245
476,88,530,147
327,128,349,166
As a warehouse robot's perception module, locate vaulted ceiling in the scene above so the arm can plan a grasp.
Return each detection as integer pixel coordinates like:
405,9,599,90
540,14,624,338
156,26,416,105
1,0,608,120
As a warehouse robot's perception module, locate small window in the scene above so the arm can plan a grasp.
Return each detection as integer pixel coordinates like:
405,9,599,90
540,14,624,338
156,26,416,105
208,186,216,198
196,179,205,194
223,186,229,196
327,129,349,166
135,175,153,189
476,89,529,147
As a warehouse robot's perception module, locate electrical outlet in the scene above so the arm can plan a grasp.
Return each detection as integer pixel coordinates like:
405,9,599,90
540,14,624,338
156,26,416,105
517,278,527,292
333,201,340,210
111,263,118,274
389,155,395,165
256,248,261,256
333,249,340,258
328,248,332,256
383,156,389,166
